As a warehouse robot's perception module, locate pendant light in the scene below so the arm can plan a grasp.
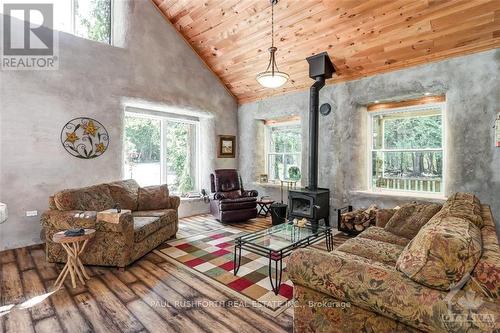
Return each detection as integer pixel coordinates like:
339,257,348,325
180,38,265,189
256,0,289,89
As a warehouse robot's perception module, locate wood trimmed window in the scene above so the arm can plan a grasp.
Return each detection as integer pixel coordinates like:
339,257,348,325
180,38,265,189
265,120,302,181
367,97,445,195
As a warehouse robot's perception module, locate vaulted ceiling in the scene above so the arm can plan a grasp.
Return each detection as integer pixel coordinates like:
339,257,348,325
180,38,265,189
152,0,500,104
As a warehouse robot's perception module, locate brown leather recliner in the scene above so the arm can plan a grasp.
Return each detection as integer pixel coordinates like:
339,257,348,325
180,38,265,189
209,169,258,223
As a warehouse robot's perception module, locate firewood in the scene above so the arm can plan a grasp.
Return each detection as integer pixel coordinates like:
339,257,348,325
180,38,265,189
341,206,380,232
354,224,365,232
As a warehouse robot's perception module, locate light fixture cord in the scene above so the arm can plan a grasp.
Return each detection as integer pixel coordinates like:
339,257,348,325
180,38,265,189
271,1,274,48
264,0,280,75
271,1,274,75
271,1,279,74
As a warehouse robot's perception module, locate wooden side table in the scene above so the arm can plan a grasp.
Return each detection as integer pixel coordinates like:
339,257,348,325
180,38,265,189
53,229,95,289
257,200,274,217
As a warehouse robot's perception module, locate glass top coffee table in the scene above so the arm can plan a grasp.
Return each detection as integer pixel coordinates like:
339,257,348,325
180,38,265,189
234,222,333,295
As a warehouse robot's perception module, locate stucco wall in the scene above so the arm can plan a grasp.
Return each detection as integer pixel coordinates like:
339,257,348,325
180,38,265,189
0,0,237,250
239,49,500,234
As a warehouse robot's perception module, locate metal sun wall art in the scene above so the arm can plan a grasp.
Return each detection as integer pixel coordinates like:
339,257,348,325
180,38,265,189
61,117,109,159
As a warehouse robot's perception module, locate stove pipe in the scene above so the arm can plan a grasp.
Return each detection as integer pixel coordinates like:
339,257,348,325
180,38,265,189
305,52,335,190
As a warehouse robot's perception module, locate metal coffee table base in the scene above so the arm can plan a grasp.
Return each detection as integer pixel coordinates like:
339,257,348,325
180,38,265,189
234,228,333,295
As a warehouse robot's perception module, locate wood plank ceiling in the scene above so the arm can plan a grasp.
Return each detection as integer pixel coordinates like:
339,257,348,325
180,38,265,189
152,0,500,104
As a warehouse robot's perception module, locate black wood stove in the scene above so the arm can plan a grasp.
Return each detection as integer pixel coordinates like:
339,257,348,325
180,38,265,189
288,52,335,226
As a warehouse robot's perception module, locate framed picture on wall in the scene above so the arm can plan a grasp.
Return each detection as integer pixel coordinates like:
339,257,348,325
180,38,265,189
260,174,268,183
218,135,236,158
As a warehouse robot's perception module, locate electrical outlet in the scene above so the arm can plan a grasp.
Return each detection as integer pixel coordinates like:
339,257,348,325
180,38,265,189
26,210,38,217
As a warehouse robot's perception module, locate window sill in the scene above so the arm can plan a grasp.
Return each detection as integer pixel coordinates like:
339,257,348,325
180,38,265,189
180,197,206,202
252,182,282,188
350,190,447,202
252,181,302,188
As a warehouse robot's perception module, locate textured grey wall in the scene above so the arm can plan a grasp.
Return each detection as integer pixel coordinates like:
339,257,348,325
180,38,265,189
0,0,237,250
239,50,500,233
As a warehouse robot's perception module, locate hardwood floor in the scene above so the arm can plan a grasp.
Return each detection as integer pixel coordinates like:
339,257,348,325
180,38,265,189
0,215,295,333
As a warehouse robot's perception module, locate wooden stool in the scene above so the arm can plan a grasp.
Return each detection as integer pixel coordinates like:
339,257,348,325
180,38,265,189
53,229,95,289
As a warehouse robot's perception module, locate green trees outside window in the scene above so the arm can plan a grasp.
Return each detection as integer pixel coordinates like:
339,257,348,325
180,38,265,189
370,106,444,193
267,124,302,181
124,114,198,195
75,0,112,44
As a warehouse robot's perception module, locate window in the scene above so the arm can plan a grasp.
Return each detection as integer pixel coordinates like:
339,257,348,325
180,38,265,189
2,0,113,44
73,0,112,44
266,122,302,181
123,111,200,195
368,104,445,194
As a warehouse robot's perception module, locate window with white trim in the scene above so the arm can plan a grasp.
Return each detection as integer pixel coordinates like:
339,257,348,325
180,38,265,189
368,104,445,194
266,122,302,181
123,110,200,196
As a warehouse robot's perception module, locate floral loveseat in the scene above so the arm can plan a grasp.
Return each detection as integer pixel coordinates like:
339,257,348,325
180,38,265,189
288,193,500,332
41,179,180,268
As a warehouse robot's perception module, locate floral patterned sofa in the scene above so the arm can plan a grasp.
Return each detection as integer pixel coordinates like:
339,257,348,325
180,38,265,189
41,179,180,268
288,193,500,332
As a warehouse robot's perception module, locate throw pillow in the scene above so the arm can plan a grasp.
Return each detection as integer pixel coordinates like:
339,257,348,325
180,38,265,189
137,184,170,211
375,209,396,228
107,179,140,211
396,214,482,291
440,192,483,228
54,184,114,211
384,203,442,239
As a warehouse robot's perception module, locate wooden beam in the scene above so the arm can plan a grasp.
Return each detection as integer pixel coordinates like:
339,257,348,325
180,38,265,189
264,115,301,125
367,95,446,111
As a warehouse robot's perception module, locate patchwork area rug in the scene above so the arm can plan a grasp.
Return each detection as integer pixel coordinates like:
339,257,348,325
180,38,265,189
155,227,350,317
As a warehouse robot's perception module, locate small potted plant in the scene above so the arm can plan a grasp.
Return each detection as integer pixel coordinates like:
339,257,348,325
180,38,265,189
288,166,301,181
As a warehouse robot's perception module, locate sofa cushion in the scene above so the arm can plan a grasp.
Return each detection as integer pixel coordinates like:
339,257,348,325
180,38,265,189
384,203,442,239
220,201,256,211
440,192,483,228
132,209,176,218
133,216,165,242
448,192,481,206
54,184,114,211
336,237,405,266
375,209,396,228
137,184,170,211
396,214,482,291
108,179,139,211
358,227,411,247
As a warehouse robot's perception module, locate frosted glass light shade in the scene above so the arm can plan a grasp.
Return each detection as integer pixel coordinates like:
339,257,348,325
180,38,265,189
256,71,289,88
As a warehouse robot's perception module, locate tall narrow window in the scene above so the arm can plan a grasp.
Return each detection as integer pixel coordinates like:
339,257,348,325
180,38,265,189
369,104,444,194
123,115,161,186
74,0,112,44
124,111,200,195
266,122,302,181
16,0,113,44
